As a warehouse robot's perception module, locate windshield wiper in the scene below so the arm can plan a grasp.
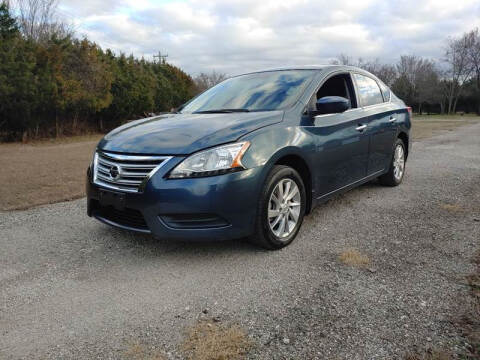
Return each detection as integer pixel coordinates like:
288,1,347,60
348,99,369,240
193,108,250,114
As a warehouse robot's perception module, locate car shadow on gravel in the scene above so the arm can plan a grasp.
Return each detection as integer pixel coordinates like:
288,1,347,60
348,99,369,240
90,180,385,259
94,225,261,256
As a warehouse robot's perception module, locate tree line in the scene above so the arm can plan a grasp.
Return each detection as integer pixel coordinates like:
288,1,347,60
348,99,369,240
0,1,196,141
1,0,479,142
331,28,480,115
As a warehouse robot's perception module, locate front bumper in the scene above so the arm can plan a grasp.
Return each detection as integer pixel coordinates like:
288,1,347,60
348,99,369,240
86,162,265,241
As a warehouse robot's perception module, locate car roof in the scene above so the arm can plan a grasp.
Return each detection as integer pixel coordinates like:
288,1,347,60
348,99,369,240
235,64,368,76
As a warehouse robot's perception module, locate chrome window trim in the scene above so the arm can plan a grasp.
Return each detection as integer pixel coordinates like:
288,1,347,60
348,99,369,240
311,96,390,121
359,101,391,110
313,107,362,120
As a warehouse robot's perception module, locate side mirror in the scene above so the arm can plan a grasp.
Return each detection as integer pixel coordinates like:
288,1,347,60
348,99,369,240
313,96,350,116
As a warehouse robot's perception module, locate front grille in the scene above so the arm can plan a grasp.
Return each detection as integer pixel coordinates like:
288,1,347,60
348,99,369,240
94,205,149,231
93,151,172,193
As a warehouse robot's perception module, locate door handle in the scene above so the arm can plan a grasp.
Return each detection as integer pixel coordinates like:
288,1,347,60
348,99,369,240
389,117,397,123
355,124,367,132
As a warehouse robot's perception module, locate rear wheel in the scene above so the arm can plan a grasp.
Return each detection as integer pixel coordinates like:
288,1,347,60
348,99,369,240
379,138,406,186
250,165,306,250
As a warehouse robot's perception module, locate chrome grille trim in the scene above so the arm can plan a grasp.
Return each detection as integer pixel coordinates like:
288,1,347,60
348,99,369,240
93,151,172,193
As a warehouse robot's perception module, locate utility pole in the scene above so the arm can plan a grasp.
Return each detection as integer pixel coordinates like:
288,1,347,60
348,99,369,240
153,51,168,64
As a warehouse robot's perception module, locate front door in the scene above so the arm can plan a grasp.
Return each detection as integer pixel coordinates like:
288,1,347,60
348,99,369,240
312,110,370,196
304,72,370,197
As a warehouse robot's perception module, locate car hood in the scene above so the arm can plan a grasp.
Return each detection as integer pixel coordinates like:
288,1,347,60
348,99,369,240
97,111,283,155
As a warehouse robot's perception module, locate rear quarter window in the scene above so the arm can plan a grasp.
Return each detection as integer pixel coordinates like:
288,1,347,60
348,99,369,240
378,81,391,102
353,73,384,107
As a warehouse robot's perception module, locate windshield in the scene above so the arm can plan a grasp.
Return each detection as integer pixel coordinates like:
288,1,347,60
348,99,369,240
181,70,316,113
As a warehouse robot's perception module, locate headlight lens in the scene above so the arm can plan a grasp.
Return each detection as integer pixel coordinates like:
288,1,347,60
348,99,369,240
168,141,250,178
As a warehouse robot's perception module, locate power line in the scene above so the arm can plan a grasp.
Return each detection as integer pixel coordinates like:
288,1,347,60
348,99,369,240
153,51,168,64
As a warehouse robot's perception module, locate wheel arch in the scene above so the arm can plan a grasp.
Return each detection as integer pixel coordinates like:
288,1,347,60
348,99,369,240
397,131,409,159
271,152,313,214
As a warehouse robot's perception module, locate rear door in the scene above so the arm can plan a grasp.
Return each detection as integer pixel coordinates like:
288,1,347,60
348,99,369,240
352,73,397,175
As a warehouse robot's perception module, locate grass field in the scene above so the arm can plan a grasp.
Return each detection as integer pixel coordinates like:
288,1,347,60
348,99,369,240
0,115,479,211
0,134,102,211
412,114,480,140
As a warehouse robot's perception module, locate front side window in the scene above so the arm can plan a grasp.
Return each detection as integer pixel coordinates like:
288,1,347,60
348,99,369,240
181,70,316,113
314,73,357,109
353,73,384,107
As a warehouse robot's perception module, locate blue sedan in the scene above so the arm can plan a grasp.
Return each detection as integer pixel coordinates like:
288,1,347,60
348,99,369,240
86,65,411,249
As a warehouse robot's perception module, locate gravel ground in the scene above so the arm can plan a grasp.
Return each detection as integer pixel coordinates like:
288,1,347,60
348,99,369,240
1,123,479,359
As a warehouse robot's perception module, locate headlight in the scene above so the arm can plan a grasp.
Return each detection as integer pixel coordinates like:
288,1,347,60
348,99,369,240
168,141,250,178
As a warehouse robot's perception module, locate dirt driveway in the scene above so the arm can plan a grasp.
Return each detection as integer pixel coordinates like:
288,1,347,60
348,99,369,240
1,122,479,359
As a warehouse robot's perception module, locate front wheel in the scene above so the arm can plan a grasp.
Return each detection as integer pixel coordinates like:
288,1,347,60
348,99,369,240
250,165,306,250
379,138,406,186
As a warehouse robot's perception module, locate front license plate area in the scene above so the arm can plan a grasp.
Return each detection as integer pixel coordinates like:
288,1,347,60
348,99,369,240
99,189,126,210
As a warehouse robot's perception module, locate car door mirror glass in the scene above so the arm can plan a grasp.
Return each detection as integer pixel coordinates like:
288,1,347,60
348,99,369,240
313,96,350,116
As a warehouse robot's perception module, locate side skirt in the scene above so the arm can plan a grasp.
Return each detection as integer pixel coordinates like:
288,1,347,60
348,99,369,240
310,169,386,209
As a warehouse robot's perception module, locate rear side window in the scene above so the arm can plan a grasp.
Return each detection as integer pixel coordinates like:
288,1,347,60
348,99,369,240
353,73,384,106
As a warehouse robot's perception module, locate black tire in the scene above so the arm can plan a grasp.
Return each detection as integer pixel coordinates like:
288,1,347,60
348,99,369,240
250,165,306,250
379,138,406,186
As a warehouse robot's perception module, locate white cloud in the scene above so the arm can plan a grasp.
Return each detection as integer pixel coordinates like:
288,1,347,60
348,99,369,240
59,0,480,75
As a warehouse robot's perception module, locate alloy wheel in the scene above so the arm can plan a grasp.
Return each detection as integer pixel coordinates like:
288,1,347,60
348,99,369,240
268,178,301,239
393,144,405,181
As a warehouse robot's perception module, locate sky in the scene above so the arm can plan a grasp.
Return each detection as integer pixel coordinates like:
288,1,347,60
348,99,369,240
58,0,480,76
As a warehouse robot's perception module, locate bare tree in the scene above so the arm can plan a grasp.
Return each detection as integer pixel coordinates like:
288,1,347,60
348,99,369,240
443,31,475,114
14,0,71,42
390,55,444,112
359,59,397,86
416,61,442,114
396,55,423,92
466,28,480,114
331,55,397,86
194,70,227,93
330,53,353,66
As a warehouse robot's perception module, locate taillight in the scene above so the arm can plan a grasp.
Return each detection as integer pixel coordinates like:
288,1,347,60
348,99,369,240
407,107,412,118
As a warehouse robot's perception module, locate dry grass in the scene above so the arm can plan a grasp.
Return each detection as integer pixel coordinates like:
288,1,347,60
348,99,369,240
412,115,480,141
339,249,370,267
181,320,252,360
0,135,101,211
439,203,464,213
